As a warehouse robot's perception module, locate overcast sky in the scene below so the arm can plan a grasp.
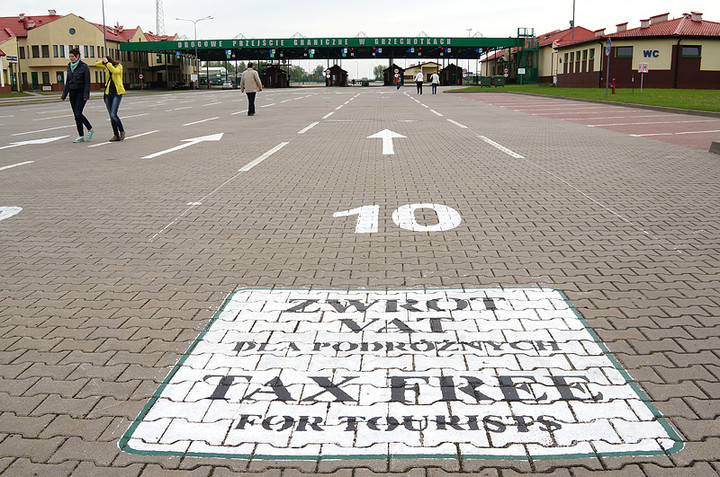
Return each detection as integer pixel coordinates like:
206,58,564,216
5,1,719,77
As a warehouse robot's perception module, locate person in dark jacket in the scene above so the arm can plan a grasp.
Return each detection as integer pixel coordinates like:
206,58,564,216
61,48,94,143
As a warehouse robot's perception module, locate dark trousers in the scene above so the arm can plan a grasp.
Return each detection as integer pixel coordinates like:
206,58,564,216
69,90,92,137
104,93,124,136
432,84,438,94
247,92,256,115
416,81,423,94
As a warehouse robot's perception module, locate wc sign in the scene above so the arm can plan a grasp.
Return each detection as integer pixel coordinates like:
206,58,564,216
120,288,682,460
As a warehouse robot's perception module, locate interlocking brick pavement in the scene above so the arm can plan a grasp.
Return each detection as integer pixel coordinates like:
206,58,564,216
1,86,719,475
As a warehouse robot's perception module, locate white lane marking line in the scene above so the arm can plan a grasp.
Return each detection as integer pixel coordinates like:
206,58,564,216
34,114,73,121
478,135,525,159
151,142,289,241
122,113,150,120
261,103,276,108
87,130,159,148
231,109,248,115
335,105,344,110
564,114,676,121
631,129,720,137
183,116,219,126
239,142,289,172
430,109,443,116
0,161,34,171
478,135,652,236
322,112,335,119
298,122,319,134
587,119,717,127
12,125,73,136
447,119,468,129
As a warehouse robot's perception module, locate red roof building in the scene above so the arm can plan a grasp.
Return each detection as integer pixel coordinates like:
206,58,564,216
0,10,186,93
556,11,720,89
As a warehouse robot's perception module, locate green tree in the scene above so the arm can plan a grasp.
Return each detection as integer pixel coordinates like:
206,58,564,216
373,64,385,80
311,65,326,82
289,65,308,82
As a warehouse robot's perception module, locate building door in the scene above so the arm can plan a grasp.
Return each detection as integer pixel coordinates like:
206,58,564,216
31,72,39,90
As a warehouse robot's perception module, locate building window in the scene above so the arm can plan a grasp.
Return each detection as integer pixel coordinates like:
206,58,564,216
90,45,95,58
42,45,50,58
84,45,89,58
53,45,59,57
681,46,701,57
19,47,25,59
42,72,50,84
59,45,65,57
576,51,580,62
582,49,588,60
32,45,40,58
156,54,162,63
589,48,595,60
616,46,633,57
570,52,574,62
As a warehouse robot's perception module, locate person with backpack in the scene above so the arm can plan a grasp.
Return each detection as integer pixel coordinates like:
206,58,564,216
95,56,126,141
61,48,94,143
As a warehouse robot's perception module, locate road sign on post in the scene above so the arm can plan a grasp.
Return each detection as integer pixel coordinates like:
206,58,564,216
605,39,612,97
638,62,649,92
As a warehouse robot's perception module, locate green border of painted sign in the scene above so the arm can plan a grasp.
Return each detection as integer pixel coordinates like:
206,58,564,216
118,287,684,461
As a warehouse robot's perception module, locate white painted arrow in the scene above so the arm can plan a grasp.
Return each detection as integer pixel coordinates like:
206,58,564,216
0,207,22,222
367,129,406,155
0,135,69,150
142,133,224,159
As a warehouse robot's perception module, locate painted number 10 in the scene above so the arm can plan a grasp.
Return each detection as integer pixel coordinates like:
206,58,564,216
333,203,461,233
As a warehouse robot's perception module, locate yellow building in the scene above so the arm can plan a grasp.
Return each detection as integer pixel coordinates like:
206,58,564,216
556,12,720,89
403,62,440,83
0,10,191,93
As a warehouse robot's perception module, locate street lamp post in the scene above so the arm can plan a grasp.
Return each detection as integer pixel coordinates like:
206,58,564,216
176,15,213,89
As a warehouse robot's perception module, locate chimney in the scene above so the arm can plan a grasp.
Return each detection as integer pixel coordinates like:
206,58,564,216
18,13,25,20
616,22,628,32
48,9,56,15
691,11,703,22
594,28,606,37
650,13,669,24
640,19,650,28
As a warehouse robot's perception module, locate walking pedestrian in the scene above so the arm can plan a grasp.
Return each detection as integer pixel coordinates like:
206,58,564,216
95,56,126,141
414,71,424,94
431,72,440,94
240,62,263,116
395,73,402,90
61,48,93,143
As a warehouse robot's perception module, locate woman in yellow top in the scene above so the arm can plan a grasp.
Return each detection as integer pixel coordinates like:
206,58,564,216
95,56,126,141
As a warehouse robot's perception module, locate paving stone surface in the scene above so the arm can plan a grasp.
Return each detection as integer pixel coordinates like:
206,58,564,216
0,86,719,475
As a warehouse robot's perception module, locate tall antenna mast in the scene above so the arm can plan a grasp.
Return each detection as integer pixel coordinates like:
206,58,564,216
155,0,165,35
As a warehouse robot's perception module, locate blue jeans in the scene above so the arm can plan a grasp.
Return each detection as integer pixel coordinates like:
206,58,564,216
104,94,124,136
69,90,92,137
246,92,256,115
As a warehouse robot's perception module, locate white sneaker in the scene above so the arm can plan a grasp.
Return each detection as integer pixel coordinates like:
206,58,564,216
73,137,85,143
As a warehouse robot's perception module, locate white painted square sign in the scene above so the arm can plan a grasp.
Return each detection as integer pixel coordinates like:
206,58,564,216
120,288,682,460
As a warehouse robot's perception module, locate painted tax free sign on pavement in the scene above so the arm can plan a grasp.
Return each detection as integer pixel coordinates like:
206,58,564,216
120,288,682,460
